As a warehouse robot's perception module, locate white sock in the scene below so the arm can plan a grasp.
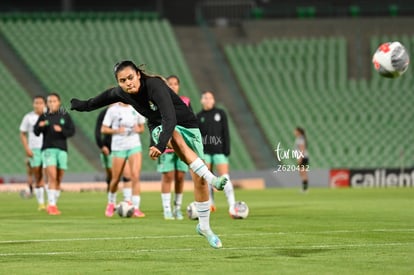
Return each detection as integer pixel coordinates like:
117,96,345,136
108,192,117,204
189,158,215,184
48,189,56,206
123,188,132,203
34,187,45,204
223,174,236,210
174,193,183,211
208,184,215,206
45,184,49,200
161,193,171,212
195,200,210,231
55,189,61,203
132,195,141,210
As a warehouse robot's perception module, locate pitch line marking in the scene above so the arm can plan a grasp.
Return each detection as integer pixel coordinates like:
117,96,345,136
0,242,413,257
0,228,413,244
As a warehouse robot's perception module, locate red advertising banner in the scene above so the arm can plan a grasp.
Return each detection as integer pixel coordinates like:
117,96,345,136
329,169,350,188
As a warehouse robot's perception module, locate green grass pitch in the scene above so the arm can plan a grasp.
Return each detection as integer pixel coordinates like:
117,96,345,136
0,187,413,274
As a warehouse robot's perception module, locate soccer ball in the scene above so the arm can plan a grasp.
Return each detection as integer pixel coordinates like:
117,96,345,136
230,201,249,219
372,41,409,78
186,202,199,220
116,201,134,218
19,188,33,199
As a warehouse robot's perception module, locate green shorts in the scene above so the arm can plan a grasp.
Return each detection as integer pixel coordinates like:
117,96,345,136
152,125,204,160
204,154,229,166
100,152,112,169
42,148,68,170
112,146,142,159
157,152,189,173
29,148,42,168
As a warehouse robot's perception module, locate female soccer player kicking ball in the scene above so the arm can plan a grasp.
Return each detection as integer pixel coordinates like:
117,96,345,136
70,60,227,249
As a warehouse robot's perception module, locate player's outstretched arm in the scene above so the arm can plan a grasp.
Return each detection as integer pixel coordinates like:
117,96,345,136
70,87,121,112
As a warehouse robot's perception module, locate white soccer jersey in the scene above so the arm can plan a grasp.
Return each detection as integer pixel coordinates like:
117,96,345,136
102,103,146,151
19,111,43,149
295,136,309,158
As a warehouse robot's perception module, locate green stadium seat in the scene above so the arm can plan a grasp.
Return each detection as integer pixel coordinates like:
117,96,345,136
224,35,414,168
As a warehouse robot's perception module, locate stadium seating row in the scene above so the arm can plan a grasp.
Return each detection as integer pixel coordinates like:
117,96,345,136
0,16,255,173
0,11,160,22
225,35,414,168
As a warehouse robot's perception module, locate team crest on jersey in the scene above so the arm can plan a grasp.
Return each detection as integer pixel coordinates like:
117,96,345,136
200,117,205,123
149,101,158,111
152,125,162,144
60,118,65,125
214,113,221,122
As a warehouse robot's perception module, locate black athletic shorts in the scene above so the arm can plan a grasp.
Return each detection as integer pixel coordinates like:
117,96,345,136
299,158,309,166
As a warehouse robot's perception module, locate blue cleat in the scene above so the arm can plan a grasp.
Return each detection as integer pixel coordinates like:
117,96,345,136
174,208,184,220
196,224,222,249
164,210,175,220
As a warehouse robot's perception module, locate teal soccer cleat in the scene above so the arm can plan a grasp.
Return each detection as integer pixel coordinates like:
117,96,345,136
174,208,184,220
196,224,222,249
211,176,228,191
163,210,175,220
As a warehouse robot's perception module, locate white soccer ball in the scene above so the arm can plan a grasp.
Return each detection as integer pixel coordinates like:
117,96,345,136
186,202,199,220
230,201,249,219
19,188,33,199
117,201,134,218
372,41,409,78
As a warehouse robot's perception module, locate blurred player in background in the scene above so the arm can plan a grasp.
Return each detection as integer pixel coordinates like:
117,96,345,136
101,102,146,218
34,93,75,215
197,91,237,217
158,75,191,220
294,127,309,192
19,95,46,209
95,107,113,192
71,60,227,249
22,159,34,199
95,105,134,199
